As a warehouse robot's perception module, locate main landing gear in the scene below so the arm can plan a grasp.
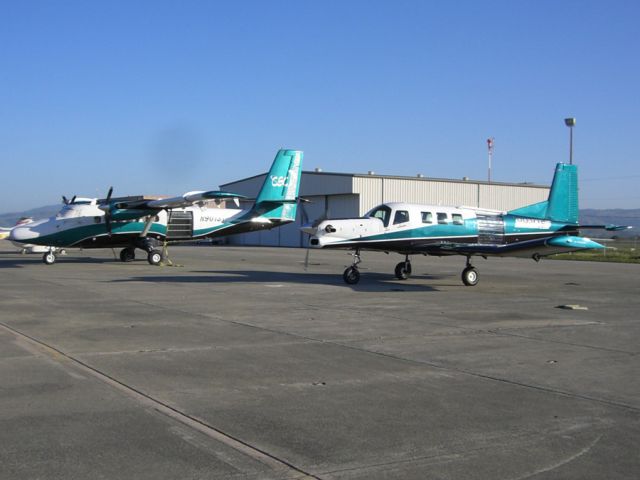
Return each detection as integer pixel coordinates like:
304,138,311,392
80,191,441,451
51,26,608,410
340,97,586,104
461,257,479,286
118,238,164,266
119,247,135,262
394,255,412,280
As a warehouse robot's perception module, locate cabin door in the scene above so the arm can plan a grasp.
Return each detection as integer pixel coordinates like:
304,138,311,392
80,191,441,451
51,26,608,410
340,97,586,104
476,215,505,244
167,211,193,240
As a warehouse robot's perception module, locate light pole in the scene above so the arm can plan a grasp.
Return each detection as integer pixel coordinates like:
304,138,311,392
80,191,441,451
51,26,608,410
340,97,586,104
487,137,494,183
564,117,576,165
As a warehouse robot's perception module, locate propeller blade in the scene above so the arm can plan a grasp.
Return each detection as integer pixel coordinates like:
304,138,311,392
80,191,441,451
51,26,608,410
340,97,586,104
70,195,76,204
62,195,69,205
104,187,114,236
303,247,311,271
298,197,311,224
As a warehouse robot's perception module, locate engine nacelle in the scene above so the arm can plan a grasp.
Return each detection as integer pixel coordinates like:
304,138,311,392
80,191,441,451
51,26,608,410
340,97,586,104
307,218,384,247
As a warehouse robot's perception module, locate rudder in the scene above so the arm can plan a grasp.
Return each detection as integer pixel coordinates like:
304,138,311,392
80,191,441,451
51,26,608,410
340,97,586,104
252,149,303,221
546,163,578,223
508,163,578,224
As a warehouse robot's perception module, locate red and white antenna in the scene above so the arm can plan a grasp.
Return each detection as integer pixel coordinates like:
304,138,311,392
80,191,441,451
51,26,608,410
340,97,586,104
487,137,495,183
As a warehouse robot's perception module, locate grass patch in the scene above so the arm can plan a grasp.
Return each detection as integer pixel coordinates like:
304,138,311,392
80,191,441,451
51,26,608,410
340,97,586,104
552,248,640,264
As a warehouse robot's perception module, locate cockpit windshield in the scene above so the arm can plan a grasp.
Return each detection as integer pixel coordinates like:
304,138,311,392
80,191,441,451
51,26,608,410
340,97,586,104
365,205,392,227
56,205,78,218
56,198,96,218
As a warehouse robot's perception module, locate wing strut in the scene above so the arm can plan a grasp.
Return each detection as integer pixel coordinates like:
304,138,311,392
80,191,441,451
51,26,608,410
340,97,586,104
140,215,155,238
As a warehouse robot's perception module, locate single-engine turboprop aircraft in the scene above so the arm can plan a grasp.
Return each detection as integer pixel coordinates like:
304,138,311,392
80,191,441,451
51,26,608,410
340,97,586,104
302,163,629,286
11,149,303,265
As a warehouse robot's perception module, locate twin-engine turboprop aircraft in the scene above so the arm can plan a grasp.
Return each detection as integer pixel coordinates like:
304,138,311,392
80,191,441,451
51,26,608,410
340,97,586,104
10,149,303,265
302,163,629,286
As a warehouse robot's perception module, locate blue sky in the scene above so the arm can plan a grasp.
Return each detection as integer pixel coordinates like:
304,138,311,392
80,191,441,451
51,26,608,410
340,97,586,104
2,0,639,212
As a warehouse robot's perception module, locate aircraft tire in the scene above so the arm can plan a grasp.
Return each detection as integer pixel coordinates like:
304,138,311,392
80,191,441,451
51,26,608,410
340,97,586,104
394,262,411,280
43,252,56,265
120,248,136,262
462,267,479,286
343,266,360,285
147,249,163,266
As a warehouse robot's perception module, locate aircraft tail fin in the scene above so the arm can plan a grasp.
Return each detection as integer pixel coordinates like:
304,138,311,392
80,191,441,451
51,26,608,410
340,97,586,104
250,149,303,221
508,163,579,224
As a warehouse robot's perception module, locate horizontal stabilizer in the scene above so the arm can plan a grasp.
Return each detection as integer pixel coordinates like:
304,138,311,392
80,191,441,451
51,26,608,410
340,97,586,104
579,224,633,232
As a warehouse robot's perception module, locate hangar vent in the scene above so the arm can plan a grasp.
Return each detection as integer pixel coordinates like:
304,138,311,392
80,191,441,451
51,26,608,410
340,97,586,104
220,170,549,247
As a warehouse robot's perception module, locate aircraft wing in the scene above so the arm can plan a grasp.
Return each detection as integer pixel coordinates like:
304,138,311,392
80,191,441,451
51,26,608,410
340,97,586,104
114,191,247,210
411,239,549,256
413,235,605,257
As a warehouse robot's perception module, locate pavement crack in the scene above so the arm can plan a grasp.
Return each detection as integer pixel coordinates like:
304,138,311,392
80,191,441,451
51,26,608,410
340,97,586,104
0,321,321,480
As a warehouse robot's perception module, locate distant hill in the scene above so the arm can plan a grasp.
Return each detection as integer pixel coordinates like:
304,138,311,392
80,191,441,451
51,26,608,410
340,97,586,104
580,209,640,238
0,204,60,227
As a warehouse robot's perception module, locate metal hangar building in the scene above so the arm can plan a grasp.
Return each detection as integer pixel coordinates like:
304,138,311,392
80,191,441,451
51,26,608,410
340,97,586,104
220,170,550,248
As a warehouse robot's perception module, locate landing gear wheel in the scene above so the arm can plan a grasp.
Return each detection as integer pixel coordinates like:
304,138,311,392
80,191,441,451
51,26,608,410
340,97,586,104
120,248,136,262
462,267,479,286
394,261,412,280
43,252,56,265
147,249,163,266
343,266,361,285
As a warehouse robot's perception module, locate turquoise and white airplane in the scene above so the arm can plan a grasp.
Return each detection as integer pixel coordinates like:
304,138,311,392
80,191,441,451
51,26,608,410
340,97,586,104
10,149,303,265
302,163,629,286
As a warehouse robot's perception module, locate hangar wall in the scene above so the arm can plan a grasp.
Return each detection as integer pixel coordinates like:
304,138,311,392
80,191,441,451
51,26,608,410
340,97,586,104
220,171,549,248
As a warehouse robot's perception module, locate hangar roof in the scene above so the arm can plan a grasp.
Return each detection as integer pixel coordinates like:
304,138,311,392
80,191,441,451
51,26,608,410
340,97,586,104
221,169,547,189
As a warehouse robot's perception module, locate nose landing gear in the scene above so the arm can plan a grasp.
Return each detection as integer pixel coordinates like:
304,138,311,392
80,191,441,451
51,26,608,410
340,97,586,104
342,250,362,284
42,250,56,265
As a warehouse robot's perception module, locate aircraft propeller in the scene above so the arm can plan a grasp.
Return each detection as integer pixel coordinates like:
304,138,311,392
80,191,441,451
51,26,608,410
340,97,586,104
103,186,114,235
62,195,77,205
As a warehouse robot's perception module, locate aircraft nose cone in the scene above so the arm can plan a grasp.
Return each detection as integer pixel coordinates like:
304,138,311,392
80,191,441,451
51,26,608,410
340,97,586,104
9,226,37,243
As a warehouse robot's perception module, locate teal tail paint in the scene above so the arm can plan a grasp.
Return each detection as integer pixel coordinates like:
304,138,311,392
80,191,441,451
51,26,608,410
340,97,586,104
250,149,303,221
508,163,578,224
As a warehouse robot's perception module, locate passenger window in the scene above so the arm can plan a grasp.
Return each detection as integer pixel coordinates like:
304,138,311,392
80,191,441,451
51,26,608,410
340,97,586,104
452,214,463,225
421,212,433,224
437,212,448,224
393,210,410,225
94,216,102,224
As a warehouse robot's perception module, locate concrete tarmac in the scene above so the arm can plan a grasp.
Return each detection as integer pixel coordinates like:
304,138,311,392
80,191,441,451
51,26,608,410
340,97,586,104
1,244,639,479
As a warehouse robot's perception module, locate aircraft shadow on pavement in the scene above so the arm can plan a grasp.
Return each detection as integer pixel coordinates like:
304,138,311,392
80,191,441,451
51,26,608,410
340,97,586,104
111,270,442,292
0,255,115,268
